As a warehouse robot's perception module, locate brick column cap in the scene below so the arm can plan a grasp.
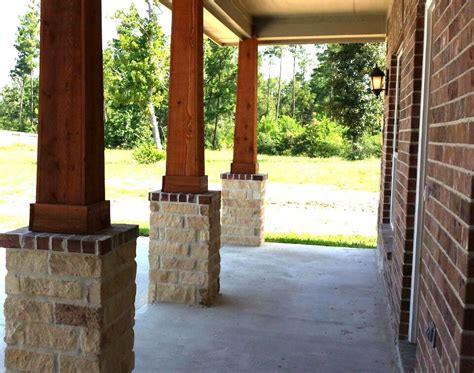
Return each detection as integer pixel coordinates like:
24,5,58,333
220,172,268,181
0,224,139,255
148,190,221,204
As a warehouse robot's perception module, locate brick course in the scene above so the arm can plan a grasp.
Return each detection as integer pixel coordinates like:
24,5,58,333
0,225,138,373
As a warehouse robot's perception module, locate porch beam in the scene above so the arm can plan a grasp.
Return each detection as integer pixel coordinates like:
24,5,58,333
231,37,259,174
162,0,208,193
30,0,110,234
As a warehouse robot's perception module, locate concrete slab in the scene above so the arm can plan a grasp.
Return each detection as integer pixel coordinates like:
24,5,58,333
134,242,399,372
0,239,398,372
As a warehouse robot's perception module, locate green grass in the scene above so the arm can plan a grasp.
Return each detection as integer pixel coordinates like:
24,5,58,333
264,232,377,249
137,227,376,248
0,143,380,249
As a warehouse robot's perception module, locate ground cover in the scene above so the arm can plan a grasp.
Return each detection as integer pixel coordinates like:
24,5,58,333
0,144,380,247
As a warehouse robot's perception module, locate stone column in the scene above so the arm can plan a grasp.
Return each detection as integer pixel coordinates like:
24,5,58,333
221,173,267,246
222,37,267,247
0,225,138,372
149,0,221,306
148,191,221,306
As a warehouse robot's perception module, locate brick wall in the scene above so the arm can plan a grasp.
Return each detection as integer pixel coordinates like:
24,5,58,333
379,0,426,339
415,0,474,371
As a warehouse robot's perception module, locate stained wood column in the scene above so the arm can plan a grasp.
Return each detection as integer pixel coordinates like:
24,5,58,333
231,37,259,174
29,0,110,234
162,0,208,193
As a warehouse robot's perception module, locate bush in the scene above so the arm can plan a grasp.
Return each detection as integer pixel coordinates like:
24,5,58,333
294,117,344,158
258,115,303,155
133,142,166,164
342,133,382,160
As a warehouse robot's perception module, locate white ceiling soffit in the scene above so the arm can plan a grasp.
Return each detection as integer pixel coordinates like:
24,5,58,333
161,0,389,46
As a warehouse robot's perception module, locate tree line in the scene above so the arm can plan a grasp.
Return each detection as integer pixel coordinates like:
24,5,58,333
0,0,384,160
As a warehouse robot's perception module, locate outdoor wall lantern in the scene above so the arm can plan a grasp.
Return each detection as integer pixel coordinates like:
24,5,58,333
369,65,386,97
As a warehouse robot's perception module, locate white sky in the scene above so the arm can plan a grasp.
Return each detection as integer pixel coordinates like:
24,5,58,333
0,1,312,87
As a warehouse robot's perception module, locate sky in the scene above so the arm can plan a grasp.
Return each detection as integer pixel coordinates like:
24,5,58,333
0,1,313,88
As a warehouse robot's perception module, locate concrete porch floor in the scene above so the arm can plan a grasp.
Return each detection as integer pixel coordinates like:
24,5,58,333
0,239,400,372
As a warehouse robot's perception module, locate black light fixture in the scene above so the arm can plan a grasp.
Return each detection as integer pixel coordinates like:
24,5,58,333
369,65,386,97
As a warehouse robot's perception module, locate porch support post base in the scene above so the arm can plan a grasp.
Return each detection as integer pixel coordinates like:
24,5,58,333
29,201,111,235
148,191,221,306
0,225,139,373
220,173,267,247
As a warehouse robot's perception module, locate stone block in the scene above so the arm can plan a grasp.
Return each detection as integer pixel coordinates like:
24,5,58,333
150,269,178,284
150,241,189,257
161,257,196,271
25,324,77,351
150,213,184,228
155,284,196,304
60,356,100,373
50,253,102,277
6,249,49,274
179,271,207,286
4,297,53,323
5,348,54,372
20,277,82,300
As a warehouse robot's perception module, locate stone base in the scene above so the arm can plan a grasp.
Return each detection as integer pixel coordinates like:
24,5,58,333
221,173,267,246
148,191,221,306
0,224,139,373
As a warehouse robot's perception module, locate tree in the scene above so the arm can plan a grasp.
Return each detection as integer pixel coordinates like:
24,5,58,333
203,39,237,149
288,45,305,118
272,46,285,120
104,1,169,149
0,0,40,133
310,43,384,158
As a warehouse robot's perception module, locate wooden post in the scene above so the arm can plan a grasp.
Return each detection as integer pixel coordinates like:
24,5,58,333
29,0,110,234
162,0,208,193
231,37,259,174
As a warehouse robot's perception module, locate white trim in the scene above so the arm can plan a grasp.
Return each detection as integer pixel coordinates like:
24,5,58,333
408,0,435,343
390,49,403,230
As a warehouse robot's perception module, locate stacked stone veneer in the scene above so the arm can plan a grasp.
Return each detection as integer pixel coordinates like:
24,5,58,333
148,191,221,306
220,173,267,246
0,225,138,373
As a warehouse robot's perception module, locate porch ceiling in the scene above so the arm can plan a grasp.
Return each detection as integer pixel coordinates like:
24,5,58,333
161,0,389,45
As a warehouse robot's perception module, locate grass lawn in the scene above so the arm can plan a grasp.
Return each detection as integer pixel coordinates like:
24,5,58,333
0,143,380,247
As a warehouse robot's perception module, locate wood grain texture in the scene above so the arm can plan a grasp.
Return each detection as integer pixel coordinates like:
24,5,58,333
163,0,208,193
31,0,109,233
231,37,259,175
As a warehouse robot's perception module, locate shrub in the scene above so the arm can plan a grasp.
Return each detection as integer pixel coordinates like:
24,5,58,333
342,133,382,160
258,115,303,155
294,117,345,158
133,142,166,164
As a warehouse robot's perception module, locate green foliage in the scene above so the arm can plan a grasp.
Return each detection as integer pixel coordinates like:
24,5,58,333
133,141,166,164
0,0,40,133
342,132,382,160
294,117,345,158
258,115,303,155
104,1,169,149
204,39,237,149
310,43,385,158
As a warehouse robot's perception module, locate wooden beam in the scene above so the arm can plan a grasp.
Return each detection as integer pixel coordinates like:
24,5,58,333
163,0,208,193
254,14,387,43
30,0,110,234
231,37,259,175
